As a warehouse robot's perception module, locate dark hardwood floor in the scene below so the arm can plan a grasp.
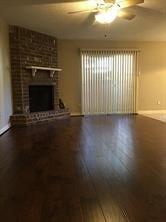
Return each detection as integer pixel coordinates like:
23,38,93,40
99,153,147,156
0,115,166,222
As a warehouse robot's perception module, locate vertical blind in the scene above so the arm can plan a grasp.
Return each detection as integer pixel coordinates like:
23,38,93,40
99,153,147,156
81,49,139,115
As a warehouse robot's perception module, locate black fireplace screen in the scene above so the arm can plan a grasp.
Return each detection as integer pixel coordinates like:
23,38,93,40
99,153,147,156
29,85,54,113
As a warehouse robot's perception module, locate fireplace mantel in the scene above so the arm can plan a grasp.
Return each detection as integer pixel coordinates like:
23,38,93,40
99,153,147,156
26,66,62,77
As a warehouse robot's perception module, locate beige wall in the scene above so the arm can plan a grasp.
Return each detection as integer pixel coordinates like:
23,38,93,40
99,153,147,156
58,40,166,114
0,19,12,134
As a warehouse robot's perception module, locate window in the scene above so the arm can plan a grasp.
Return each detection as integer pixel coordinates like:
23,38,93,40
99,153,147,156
81,49,139,114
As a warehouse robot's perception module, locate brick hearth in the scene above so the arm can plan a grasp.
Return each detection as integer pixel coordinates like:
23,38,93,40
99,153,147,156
9,26,69,125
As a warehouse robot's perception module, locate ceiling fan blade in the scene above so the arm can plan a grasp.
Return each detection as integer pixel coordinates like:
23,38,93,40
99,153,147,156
83,12,97,26
132,5,163,16
104,0,116,3
52,0,85,2
116,0,144,9
0,0,86,6
68,9,97,14
118,10,136,20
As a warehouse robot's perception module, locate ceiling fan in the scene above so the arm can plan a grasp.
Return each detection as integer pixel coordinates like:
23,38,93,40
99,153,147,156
68,0,144,24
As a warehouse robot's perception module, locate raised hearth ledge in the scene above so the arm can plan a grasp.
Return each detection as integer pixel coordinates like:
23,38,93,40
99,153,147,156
10,109,70,126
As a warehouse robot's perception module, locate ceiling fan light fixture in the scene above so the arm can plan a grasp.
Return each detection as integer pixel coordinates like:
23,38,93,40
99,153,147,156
95,4,120,24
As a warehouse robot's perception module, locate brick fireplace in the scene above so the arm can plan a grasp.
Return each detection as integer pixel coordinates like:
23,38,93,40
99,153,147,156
9,26,69,125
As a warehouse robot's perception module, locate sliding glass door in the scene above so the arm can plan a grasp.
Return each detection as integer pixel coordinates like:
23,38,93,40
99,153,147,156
81,49,138,115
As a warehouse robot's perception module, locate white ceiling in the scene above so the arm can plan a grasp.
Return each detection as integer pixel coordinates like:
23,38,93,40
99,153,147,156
0,0,166,40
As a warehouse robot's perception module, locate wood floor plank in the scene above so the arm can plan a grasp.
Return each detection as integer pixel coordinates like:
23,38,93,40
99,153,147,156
0,115,166,221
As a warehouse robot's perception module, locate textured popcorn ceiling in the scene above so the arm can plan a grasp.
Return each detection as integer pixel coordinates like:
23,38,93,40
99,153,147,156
0,0,166,40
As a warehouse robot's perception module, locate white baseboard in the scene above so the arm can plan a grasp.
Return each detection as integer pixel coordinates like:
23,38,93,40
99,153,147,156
138,110,166,115
71,112,82,116
0,123,11,136
72,111,166,116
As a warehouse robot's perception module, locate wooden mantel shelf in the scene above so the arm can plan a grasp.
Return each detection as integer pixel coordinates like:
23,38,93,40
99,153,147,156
26,66,62,77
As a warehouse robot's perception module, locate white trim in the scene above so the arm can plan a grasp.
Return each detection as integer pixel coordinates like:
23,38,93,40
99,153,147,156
82,113,137,116
138,110,166,115
71,113,82,116
26,66,62,77
80,48,140,52
26,66,62,72
0,123,11,135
